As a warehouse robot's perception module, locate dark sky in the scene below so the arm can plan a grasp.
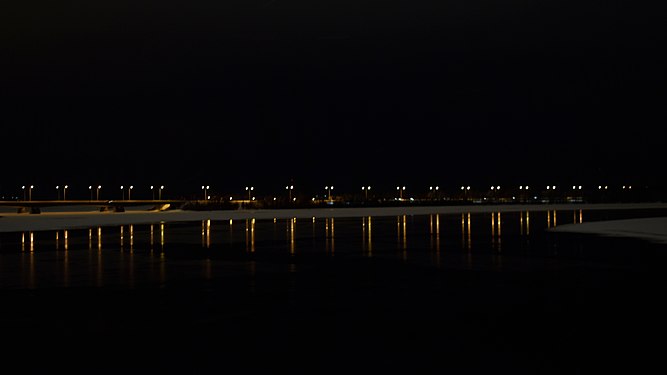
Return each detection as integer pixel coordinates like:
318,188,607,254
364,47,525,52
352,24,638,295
2,1,665,198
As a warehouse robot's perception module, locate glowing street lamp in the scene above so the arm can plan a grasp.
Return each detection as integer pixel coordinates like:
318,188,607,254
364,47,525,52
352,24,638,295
202,185,209,200
89,185,93,201
285,185,293,202
460,186,471,201
128,186,133,200
362,186,371,200
396,186,405,200
56,185,60,200
22,185,34,201
159,185,164,200
96,185,101,200
63,185,68,200
245,186,254,201
120,185,125,200
325,185,334,201
429,186,439,200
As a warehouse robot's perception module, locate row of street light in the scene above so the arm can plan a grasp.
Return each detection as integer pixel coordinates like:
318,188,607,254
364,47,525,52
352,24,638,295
12,183,639,202
16,185,166,201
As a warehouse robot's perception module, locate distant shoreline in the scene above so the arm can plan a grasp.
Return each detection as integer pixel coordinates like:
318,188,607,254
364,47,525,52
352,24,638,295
2,202,667,233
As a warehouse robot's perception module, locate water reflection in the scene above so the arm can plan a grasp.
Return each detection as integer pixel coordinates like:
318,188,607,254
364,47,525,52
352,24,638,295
461,213,472,251
3,208,660,291
520,211,531,236
491,212,502,252
362,216,373,257
245,218,255,253
325,217,334,255
429,214,441,267
288,217,296,255
547,210,557,229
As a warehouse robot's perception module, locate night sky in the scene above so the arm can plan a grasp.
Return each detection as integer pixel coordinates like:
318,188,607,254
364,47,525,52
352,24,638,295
2,1,665,198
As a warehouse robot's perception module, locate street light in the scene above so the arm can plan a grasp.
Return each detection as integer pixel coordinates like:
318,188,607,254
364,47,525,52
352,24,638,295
63,185,68,200
325,185,333,201
22,185,33,201
429,186,439,200
120,185,125,200
202,185,209,200
159,185,164,200
396,186,405,200
362,186,371,200
461,186,471,201
56,185,60,200
245,186,254,201
128,186,133,200
285,185,293,202
89,185,93,201
96,185,101,200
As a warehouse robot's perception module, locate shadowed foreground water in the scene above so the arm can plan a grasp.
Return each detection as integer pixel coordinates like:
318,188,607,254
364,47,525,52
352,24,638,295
1,208,667,374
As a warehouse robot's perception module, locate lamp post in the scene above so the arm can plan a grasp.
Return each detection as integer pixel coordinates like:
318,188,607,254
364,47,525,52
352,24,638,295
285,185,293,202
362,186,371,200
325,185,333,201
22,185,34,201
202,185,209,200
121,186,125,200
56,185,60,200
151,185,155,200
159,185,164,200
96,185,101,200
461,186,470,201
490,185,500,201
519,185,529,202
396,186,405,200
128,186,133,200
89,185,93,201
429,186,439,200
63,185,68,201
245,186,254,201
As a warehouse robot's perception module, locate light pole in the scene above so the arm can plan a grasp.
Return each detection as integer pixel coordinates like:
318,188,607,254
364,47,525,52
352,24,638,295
121,185,125,200
63,185,68,200
461,186,470,201
56,185,60,200
245,186,254,200
429,186,439,200
151,185,155,200
325,185,333,201
362,186,371,200
89,185,93,201
519,185,529,202
159,185,164,200
96,185,101,200
396,186,405,200
285,185,293,202
202,185,209,200
128,186,133,200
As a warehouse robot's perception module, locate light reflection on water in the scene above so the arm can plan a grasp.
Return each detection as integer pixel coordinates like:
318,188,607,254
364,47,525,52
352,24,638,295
0,208,663,290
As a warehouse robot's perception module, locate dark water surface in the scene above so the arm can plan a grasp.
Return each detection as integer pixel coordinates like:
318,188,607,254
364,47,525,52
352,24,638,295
2,208,667,374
